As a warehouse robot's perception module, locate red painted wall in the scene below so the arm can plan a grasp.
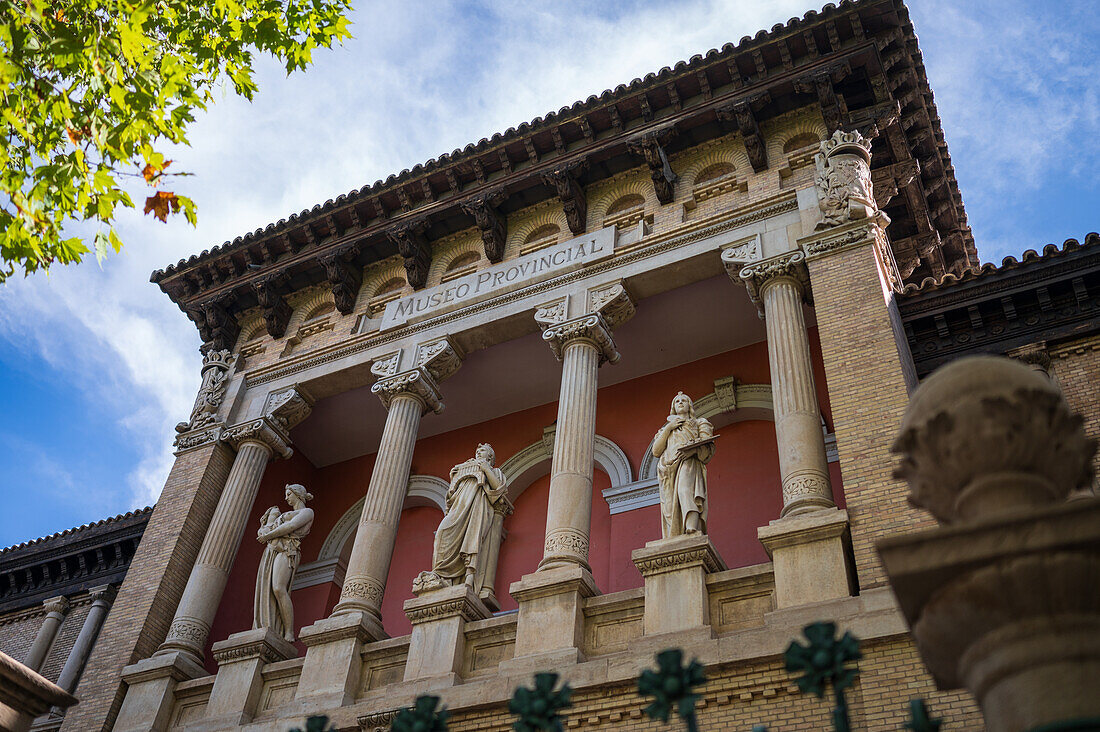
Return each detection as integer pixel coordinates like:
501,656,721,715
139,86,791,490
206,330,843,658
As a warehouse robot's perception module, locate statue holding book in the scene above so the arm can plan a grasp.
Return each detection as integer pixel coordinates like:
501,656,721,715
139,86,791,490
652,392,716,538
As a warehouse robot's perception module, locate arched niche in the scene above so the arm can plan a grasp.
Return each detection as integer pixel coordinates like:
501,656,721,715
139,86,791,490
499,429,633,502
315,475,448,564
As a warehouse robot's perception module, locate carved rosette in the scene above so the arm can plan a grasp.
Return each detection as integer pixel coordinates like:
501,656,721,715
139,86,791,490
730,251,812,317
814,129,876,230
370,368,445,414
893,356,1094,525
541,314,619,365
222,418,293,459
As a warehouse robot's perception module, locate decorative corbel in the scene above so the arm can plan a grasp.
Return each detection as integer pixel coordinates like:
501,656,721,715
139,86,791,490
793,61,851,134
542,163,588,235
320,244,362,314
413,335,465,383
189,295,240,353
252,271,292,338
717,92,770,173
262,384,315,434
871,159,920,209
627,129,679,205
462,193,507,263
388,220,432,290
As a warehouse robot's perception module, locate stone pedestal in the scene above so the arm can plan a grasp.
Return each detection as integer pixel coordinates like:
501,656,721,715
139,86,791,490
113,651,206,732
201,628,296,727
879,499,1100,732
403,585,491,685
505,566,597,669
632,534,726,637
758,508,852,608
294,612,384,705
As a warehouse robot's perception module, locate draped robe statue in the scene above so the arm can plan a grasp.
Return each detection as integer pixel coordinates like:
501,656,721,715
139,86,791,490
254,483,315,642
652,392,716,538
414,444,511,604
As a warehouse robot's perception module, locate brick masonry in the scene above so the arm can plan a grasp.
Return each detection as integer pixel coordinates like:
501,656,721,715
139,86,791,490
806,237,937,590
1050,336,1100,488
61,441,234,732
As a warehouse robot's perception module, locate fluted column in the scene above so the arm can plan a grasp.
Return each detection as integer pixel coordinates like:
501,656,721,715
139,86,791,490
23,596,69,673
736,252,834,516
333,370,442,620
157,419,290,664
539,331,604,571
54,585,116,697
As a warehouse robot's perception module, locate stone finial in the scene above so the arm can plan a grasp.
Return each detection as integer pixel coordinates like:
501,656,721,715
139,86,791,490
892,356,1095,524
814,129,875,230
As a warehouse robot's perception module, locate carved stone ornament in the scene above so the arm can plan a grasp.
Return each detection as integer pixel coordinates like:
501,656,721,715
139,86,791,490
175,349,234,434
540,314,620,365
358,710,399,732
719,236,761,270
627,130,678,205
389,220,432,289
190,298,240,356
462,194,507,263
814,129,876,230
893,356,1095,525
262,384,314,434
542,164,588,235
414,336,465,383
320,244,362,314
652,392,715,538
543,527,589,557
42,596,70,616
173,424,222,453
339,575,385,606
254,483,315,642
222,417,293,459
533,296,569,327
371,368,445,414
370,350,402,378
587,280,636,330
731,251,812,317
252,272,293,339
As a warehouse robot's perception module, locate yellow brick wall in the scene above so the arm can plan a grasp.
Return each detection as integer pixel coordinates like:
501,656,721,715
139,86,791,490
434,636,980,731
61,441,234,732
805,237,936,590
1050,336,1100,488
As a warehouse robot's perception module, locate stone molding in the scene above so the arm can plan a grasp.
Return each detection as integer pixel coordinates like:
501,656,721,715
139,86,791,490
221,417,292,460
413,336,465,383
211,628,297,666
601,477,659,515
633,536,727,577
337,576,385,607
543,527,589,558
120,650,206,686
297,612,381,648
370,368,444,414
358,710,399,732
0,649,76,720
291,556,348,592
800,212,891,260
509,566,597,604
757,508,850,554
403,586,492,626
242,194,799,388
164,616,210,646
173,424,223,454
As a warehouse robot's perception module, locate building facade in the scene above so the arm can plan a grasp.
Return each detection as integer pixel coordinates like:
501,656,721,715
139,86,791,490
15,1,1091,730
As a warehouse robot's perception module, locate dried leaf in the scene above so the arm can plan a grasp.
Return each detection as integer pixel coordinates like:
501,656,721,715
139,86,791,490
143,190,179,222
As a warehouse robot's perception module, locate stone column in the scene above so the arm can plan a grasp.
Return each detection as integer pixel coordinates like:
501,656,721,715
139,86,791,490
732,251,834,517
53,585,116,698
156,419,292,665
23,597,69,673
296,365,449,705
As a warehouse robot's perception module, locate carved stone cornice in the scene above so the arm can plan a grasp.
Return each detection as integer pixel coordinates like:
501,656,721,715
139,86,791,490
542,163,588,235
262,384,314,433
728,251,811,317
627,129,678,205
188,297,239,354
173,424,223,454
793,60,851,133
370,369,444,414
462,193,507,263
540,314,619,365
221,417,292,459
210,629,297,666
403,586,491,625
634,544,724,577
320,243,362,314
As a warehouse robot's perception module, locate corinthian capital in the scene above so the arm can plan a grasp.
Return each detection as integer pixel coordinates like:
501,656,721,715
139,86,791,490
222,417,292,459
371,369,444,414
541,314,620,365
729,251,811,317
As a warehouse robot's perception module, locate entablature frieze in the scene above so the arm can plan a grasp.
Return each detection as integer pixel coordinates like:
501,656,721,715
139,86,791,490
239,192,799,393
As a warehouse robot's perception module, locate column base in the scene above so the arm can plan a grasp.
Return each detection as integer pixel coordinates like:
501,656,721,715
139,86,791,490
508,566,597,663
113,651,207,732
198,628,296,728
632,534,726,637
403,585,491,683
294,611,386,706
758,508,852,608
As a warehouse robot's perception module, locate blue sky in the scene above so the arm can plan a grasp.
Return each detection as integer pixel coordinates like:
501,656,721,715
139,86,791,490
1,0,1097,548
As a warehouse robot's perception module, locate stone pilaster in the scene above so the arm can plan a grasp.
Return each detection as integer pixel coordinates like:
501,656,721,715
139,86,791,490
23,597,69,673
730,251,834,516
53,585,116,698
156,418,291,665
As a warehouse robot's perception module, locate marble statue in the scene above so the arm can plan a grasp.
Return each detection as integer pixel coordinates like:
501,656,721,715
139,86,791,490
652,392,716,538
414,444,511,599
254,483,315,642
